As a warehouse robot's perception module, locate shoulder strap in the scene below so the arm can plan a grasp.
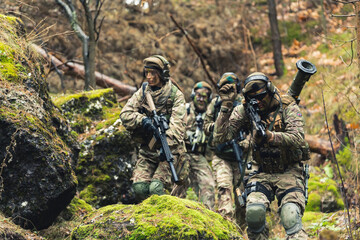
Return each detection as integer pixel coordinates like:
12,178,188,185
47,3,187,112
213,96,222,121
142,82,148,100
185,103,191,115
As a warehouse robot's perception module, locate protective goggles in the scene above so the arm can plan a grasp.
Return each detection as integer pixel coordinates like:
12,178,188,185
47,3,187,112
247,90,268,101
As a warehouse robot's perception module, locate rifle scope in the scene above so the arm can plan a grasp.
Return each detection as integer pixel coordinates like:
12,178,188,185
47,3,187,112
287,59,317,104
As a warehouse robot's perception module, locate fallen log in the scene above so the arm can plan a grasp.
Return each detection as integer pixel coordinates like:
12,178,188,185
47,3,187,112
32,44,137,96
305,135,339,158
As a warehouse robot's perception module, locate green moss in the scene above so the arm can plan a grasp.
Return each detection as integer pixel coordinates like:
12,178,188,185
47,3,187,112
52,88,114,107
306,172,344,212
336,142,353,170
71,195,243,240
306,193,321,212
79,185,98,205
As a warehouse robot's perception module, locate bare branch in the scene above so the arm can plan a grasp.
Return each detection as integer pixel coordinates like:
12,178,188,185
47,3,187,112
169,14,217,90
321,88,354,239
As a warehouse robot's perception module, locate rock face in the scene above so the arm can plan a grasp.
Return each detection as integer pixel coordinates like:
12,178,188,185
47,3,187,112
0,15,79,229
71,195,243,240
53,89,136,208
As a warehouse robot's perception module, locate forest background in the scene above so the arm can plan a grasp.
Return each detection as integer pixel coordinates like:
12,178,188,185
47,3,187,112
0,0,360,239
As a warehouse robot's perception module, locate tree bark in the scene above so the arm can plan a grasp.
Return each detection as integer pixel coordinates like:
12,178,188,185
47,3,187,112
32,44,137,96
81,0,97,90
267,0,284,77
356,2,360,75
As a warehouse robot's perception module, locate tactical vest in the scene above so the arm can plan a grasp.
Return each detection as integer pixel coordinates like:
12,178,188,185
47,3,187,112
132,82,178,145
140,82,178,121
254,95,310,173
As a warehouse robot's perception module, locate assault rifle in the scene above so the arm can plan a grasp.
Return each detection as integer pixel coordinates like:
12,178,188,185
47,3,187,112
216,130,247,206
191,113,204,152
244,98,267,143
304,163,310,205
145,92,179,183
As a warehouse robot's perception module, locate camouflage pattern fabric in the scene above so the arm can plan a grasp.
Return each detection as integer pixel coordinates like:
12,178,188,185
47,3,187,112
212,154,246,228
203,94,249,228
172,153,215,210
172,102,215,210
120,80,186,148
246,164,307,240
120,80,186,196
213,94,308,239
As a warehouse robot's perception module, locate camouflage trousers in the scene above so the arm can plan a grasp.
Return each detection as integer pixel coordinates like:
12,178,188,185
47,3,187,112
172,153,215,210
246,163,308,240
132,145,182,193
212,155,246,228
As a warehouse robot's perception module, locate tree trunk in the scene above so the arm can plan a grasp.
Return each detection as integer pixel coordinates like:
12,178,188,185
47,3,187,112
83,0,97,90
267,0,284,77
356,2,360,75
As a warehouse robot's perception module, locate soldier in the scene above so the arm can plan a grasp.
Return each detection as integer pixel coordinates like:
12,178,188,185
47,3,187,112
119,55,187,202
203,72,249,227
212,72,309,239
172,81,216,210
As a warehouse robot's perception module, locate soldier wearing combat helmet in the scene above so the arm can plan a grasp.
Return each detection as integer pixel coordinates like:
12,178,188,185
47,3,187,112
119,55,188,202
203,72,249,227
172,81,216,210
212,72,310,239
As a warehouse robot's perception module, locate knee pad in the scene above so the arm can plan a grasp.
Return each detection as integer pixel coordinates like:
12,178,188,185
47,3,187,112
246,203,266,233
149,179,165,196
280,202,302,235
132,181,150,201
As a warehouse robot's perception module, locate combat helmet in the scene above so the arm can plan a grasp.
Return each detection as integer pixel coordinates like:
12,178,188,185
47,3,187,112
143,55,170,83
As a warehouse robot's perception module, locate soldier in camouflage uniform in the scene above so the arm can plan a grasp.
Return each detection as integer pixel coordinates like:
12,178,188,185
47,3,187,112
212,72,309,239
119,55,187,202
172,81,216,210
203,72,249,227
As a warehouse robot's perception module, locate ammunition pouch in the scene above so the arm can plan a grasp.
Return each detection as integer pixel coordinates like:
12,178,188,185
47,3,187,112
174,152,190,185
130,127,152,145
255,144,308,173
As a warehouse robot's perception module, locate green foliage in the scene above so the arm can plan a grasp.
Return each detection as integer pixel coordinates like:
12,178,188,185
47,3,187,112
306,172,344,212
303,212,342,237
336,141,353,170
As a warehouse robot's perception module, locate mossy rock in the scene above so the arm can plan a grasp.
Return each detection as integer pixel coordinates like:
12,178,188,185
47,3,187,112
53,89,136,207
71,195,243,240
0,14,79,230
53,88,118,133
77,122,135,207
306,171,344,212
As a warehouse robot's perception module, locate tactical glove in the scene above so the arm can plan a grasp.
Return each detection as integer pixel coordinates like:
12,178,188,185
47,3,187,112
142,117,156,137
219,83,237,112
255,129,273,145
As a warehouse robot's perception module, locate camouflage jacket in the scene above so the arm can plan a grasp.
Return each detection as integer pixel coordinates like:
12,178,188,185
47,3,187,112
119,80,186,147
213,94,308,172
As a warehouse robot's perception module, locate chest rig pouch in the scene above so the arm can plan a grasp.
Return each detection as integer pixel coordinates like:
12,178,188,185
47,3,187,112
254,95,309,173
133,82,177,145
139,82,177,120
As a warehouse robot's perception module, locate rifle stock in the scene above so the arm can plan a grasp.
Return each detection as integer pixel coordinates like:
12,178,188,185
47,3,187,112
145,92,179,183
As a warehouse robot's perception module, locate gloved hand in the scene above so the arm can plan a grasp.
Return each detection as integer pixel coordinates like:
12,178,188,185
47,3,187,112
219,83,237,111
142,117,156,136
255,129,273,145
